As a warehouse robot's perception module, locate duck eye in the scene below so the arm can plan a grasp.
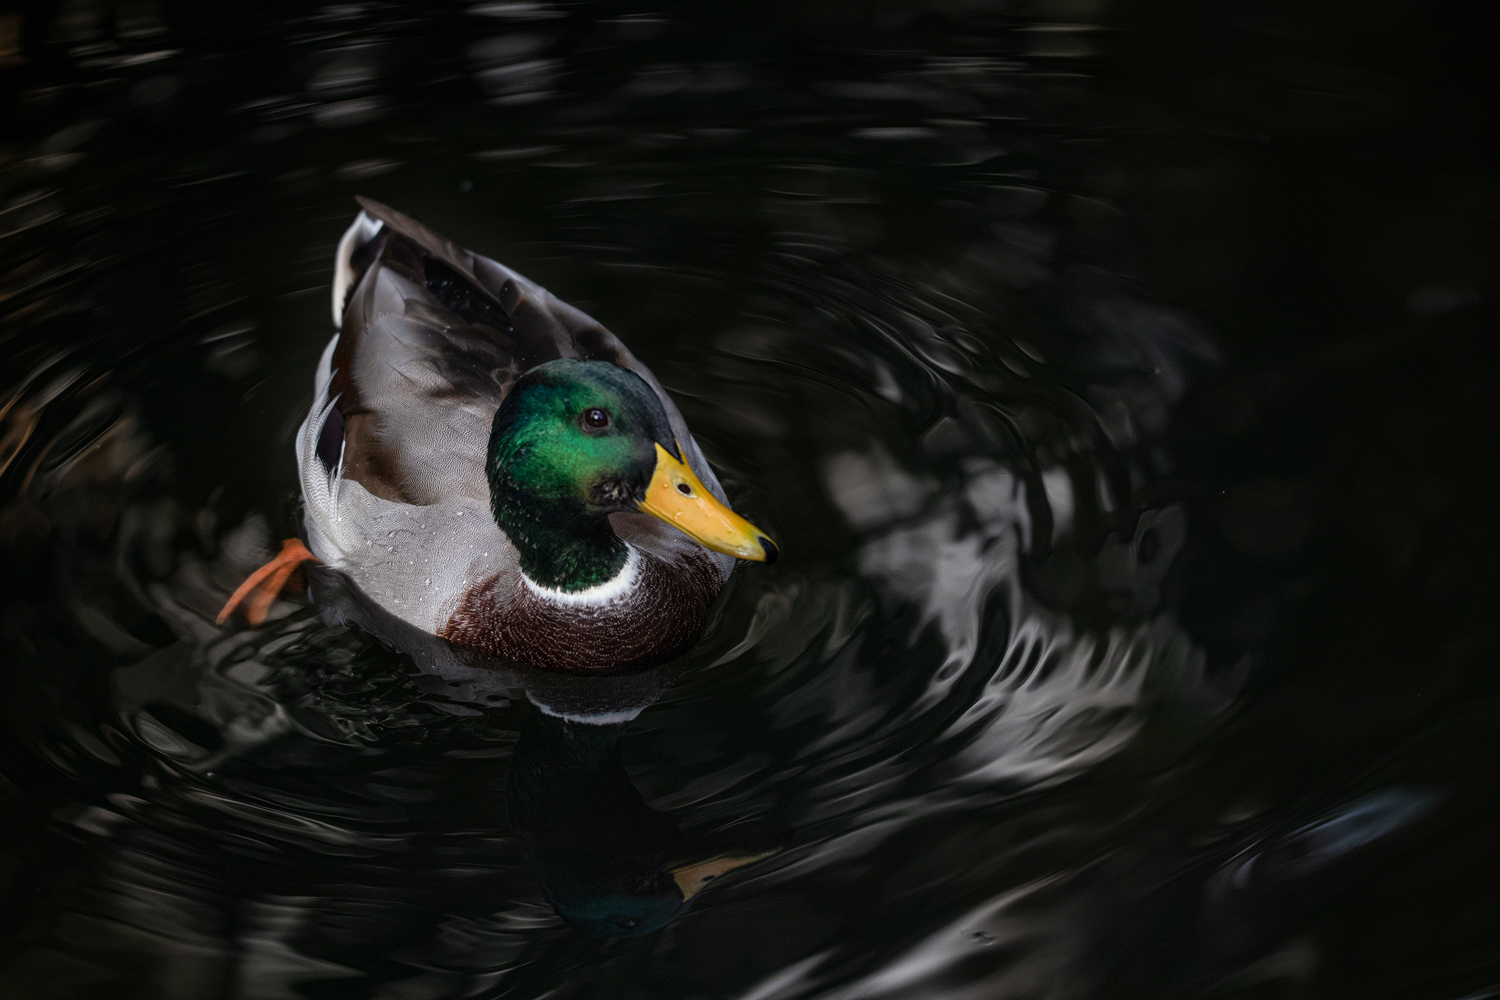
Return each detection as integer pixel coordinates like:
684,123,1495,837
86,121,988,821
581,408,611,430
617,917,641,929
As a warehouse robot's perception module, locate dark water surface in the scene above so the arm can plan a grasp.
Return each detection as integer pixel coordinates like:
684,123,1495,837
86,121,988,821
4,1,1500,997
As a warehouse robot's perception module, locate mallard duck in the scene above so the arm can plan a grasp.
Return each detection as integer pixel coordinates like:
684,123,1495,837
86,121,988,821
220,198,776,672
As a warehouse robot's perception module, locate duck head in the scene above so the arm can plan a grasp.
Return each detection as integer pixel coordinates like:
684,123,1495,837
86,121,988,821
486,359,777,592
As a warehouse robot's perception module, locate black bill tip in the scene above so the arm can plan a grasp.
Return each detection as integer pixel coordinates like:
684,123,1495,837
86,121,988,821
758,536,779,564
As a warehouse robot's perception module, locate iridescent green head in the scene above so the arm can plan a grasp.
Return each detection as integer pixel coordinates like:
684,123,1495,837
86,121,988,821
486,359,777,592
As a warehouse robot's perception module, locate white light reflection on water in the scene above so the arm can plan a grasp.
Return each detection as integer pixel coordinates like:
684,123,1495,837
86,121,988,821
3,0,1497,996
734,878,1073,1000
829,447,1215,786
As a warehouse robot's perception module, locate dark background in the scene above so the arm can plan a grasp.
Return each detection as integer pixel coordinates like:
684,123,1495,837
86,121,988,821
2,1,1499,998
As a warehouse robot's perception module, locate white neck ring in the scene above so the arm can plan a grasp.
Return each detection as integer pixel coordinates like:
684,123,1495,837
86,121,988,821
520,546,641,607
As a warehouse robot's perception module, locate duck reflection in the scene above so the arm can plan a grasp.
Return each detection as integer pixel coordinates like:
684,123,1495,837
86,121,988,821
309,560,788,938
508,711,783,937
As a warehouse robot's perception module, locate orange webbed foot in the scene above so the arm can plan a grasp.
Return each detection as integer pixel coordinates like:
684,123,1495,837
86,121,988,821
217,538,319,626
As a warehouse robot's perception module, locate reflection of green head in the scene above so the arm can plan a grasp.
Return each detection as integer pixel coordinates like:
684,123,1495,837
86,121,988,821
507,712,790,939
487,360,678,590
546,874,689,938
507,714,689,938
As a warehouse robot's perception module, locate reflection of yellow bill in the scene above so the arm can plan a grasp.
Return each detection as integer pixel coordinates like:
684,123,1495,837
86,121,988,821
638,441,778,562
670,849,782,901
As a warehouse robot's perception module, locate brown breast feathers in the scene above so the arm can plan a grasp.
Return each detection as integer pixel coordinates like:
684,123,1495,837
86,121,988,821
439,548,723,673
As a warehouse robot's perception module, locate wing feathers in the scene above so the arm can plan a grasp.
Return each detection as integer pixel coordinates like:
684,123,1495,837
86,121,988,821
315,199,735,579
355,196,506,310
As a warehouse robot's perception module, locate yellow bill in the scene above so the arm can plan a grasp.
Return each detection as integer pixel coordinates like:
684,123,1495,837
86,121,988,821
669,849,781,901
639,442,778,562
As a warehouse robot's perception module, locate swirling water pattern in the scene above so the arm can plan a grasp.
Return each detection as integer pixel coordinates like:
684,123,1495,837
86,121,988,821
3,2,1500,998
